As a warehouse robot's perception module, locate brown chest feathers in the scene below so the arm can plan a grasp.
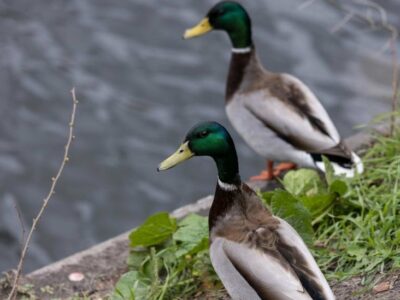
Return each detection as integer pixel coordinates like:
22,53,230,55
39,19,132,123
210,183,280,251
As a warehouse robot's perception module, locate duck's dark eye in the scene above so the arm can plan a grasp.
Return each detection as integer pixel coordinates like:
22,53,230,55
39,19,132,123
198,130,209,138
214,8,225,17
210,8,224,18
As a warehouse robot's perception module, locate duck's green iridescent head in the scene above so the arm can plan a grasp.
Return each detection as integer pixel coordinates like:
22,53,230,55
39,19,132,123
158,121,240,183
184,1,252,49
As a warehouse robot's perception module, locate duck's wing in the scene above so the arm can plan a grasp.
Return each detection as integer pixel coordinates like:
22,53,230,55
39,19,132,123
210,237,313,300
275,217,335,300
242,73,342,153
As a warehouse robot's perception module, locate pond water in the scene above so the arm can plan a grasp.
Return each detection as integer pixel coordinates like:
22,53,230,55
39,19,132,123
0,0,399,272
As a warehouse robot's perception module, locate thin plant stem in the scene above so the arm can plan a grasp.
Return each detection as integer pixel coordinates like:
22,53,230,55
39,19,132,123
7,88,79,300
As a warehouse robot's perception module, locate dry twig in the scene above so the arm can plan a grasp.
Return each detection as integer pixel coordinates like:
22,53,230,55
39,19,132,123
7,88,79,300
297,0,318,11
330,12,354,33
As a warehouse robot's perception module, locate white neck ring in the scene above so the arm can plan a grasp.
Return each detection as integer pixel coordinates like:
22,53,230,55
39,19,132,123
232,47,252,54
218,179,238,191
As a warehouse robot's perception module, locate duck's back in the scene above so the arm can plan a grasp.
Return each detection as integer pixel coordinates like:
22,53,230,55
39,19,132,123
225,49,347,167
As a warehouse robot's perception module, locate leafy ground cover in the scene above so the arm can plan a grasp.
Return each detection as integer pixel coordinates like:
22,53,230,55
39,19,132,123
111,130,400,300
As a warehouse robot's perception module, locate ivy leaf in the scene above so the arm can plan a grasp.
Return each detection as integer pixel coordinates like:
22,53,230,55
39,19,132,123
270,190,314,245
283,169,325,196
173,214,209,257
112,271,150,300
129,212,177,247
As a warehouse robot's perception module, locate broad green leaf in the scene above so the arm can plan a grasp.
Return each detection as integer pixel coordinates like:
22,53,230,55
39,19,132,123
300,193,334,218
283,169,325,196
129,212,177,247
329,179,348,197
270,190,314,245
174,214,208,242
175,237,209,258
112,271,150,300
260,191,275,206
173,214,209,257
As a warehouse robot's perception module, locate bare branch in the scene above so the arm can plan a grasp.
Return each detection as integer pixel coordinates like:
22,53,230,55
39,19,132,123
7,88,79,300
297,0,318,11
330,12,354,33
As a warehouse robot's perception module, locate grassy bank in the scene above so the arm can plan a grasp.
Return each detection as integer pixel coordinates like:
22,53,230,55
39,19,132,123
111,130,400,300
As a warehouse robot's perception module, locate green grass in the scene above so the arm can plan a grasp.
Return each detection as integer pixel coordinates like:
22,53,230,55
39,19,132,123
313,131,400,282
111,130,400,299
112,213,222,300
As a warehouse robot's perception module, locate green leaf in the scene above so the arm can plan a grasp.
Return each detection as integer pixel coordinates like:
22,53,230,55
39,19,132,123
173,214,209,257
127,248,149,270
176,237,209,258
300,193,335,218
283,169,325,196
329,179,348,196
322,156,335,185
270,190,314,245
260,191,275,206
129,212,177,247
112,271,150,300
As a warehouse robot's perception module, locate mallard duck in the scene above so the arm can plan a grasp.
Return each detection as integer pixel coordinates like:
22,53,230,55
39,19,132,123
183,1,363,180
158,121,335,300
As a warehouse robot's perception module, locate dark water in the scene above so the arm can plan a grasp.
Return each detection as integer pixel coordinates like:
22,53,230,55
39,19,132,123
0,0,399,272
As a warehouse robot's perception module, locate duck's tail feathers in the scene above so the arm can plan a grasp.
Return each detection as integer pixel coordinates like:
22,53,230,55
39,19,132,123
310,148,364,178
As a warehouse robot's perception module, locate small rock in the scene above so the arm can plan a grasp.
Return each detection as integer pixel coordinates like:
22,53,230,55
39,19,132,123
373,281,391,294
68,272,85,282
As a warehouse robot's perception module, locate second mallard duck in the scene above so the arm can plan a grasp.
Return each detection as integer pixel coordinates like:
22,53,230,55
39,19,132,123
158,121,335,300
183,1,363,180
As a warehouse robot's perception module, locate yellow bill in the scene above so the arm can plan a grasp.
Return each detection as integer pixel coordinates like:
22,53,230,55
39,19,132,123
158,141,194,171
183,18,213,39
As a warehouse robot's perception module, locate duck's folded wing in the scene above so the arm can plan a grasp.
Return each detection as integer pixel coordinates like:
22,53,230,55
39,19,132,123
276,218,335,300
210,237,313,300
243,73,341,152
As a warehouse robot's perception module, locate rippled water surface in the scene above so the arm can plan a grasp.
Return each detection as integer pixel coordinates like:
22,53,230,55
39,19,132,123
0,0,399,272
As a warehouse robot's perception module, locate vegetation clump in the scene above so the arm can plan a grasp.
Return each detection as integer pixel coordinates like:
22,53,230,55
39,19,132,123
112,131,400,299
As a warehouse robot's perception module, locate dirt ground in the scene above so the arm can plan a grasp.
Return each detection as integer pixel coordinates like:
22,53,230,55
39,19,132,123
0,226,399,300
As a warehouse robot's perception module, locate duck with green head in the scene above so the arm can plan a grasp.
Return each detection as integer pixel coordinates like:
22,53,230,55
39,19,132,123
158,121,335,300
184,1,363,180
